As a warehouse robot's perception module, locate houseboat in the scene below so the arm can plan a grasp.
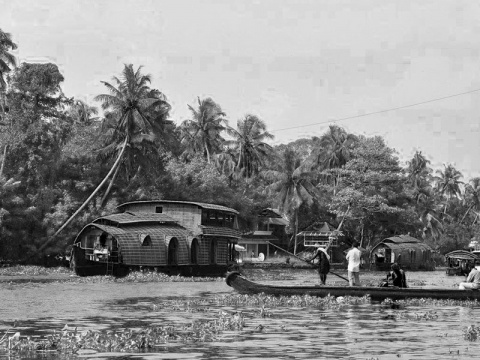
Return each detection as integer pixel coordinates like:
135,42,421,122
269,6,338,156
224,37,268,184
71,200,241,277
371,235,435,271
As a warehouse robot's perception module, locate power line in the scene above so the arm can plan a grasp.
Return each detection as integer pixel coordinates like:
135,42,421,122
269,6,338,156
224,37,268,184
270,88,480,133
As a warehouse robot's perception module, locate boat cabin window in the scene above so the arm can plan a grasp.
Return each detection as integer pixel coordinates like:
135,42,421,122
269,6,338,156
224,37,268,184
210,239,217,264
155,206,163,213
141,235,152,246
168,237,179,265
201,210,236,228
191,238,199,264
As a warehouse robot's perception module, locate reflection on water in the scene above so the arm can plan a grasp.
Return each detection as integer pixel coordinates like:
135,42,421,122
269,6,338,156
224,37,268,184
1,277,480,359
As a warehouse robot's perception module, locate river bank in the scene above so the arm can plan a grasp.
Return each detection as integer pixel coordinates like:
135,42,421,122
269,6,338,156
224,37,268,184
0,264,466,290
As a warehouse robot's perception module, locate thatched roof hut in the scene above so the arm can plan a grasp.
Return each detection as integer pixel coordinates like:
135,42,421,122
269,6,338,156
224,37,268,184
371,235,434,270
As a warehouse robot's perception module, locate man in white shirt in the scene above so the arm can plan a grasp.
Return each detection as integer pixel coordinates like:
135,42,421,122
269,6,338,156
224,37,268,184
459,264,480,290
346,241,361,286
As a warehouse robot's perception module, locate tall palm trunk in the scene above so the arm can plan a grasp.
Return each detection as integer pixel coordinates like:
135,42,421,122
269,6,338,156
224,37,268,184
204,139,210,163
34,137,129,255
0,144,7,179
100,160,122,206
460,204,474,224
293,209,298,255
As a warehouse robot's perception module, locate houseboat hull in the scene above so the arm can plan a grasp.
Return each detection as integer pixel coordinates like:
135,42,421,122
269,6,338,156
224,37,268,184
71,246,238,277
225,272,480,301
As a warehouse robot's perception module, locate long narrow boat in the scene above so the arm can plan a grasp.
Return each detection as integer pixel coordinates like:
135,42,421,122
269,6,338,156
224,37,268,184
225,272,480,301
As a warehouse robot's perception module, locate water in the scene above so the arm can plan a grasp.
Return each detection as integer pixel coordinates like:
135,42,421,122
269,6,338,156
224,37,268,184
1,270,479,359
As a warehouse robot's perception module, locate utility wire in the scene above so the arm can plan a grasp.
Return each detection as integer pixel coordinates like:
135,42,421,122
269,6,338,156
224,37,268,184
270,88,480,133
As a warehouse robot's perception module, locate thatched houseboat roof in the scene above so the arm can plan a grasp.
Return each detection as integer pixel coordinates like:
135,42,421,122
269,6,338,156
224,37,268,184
74,213,191,266
445,250,478,261
371,235,432,252
199,225,241,238
117,200,239,214
93,212,178,226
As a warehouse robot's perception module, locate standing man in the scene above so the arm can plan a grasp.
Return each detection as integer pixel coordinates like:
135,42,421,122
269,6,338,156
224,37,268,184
346,241,361,286
310,245,331,285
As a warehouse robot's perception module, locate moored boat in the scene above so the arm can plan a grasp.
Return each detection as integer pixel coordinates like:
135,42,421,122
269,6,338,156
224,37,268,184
225,272,480,301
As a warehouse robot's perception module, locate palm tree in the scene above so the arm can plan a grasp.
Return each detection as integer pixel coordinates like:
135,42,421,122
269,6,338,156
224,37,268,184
0,29,17,179
179,97,226,163
0,29,17,114
320,125,358,169
262,148,319,254
225,114,274,178
213,148,238,182
414,183,444,241
68,99,99,125
406,151,431,189
308,125,357,195
48,64,170,241
434,164,463,214
461,177,480,223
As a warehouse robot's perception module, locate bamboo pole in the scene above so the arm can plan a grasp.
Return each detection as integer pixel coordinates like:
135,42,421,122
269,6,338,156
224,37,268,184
267,241,348,282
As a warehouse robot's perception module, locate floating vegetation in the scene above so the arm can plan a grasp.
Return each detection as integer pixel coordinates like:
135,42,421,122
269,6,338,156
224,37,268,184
116,272,223,283
69,271,223,284
463,325,480,341
0,266,71,276
0,311,246,355
382,297,480,308
213,293,372,309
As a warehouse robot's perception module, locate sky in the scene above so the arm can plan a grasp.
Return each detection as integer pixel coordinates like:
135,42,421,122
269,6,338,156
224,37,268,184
2,0,480,180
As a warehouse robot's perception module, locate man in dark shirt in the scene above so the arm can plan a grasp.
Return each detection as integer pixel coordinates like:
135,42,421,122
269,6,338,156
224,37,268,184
386,263,407,288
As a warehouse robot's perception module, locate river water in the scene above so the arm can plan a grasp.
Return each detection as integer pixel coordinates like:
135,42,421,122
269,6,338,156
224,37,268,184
1,269,480,359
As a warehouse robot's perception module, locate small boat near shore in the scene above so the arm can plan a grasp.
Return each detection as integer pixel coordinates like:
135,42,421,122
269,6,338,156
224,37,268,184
225,272,480,301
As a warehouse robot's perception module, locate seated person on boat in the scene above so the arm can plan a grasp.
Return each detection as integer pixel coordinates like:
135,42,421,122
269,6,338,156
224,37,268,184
380,263,407,288
459,263,480,290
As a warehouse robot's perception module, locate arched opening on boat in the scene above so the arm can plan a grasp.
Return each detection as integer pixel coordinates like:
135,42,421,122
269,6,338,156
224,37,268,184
168,237,179,265
190,238,199,264
209,239,217,264
139,234,152,247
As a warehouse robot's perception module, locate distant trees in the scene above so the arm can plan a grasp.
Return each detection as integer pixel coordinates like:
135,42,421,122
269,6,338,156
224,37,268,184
179,97,226,163
0,28,17,117
434,164,463,215
0,25,479,265
225,114,274,178
51,64,172,241
262,148,319,254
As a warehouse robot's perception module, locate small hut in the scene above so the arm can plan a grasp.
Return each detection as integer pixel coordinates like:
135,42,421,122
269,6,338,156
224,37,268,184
296,222,342,264
444,250,478,276
370,235,434,271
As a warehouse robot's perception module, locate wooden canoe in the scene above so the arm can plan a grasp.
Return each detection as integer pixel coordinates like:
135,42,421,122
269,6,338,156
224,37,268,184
225,272,480,301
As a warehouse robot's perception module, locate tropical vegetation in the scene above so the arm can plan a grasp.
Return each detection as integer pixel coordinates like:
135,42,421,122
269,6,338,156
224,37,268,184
0,27,478,264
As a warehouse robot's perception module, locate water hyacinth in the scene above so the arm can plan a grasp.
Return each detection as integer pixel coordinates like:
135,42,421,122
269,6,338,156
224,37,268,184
211,293,372,310
0,311,246,355
464,325,480,341
0,265,71,276
382,297,480,308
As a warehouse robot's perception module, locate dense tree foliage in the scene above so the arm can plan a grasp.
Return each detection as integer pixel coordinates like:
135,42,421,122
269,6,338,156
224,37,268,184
0,29,478,264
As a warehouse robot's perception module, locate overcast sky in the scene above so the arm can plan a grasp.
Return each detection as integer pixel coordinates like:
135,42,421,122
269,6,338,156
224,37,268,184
2,0,480,180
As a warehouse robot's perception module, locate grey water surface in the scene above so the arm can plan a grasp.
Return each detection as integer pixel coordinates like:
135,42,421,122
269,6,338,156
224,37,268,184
0,275,479,359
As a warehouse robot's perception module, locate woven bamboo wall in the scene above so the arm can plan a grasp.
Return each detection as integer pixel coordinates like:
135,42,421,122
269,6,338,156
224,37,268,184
216,240,228,264
165,235,189,265
196,237,229,265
